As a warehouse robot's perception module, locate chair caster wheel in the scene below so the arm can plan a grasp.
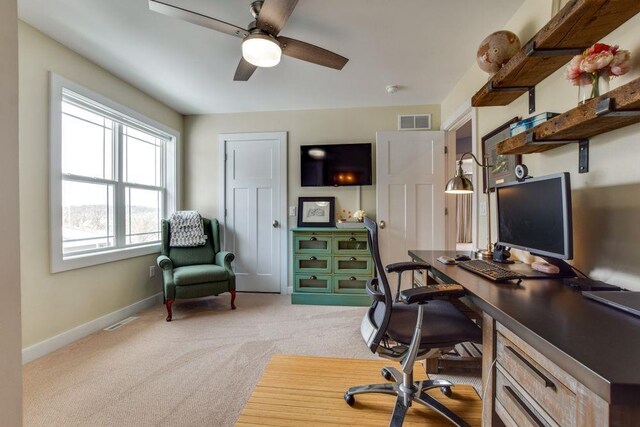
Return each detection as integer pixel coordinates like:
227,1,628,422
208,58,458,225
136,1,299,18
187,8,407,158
344,392,355,406
381,367,393,381
441,386,452,397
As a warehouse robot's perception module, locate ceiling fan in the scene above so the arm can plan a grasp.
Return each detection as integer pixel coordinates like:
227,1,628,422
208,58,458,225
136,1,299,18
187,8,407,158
149,0,349,81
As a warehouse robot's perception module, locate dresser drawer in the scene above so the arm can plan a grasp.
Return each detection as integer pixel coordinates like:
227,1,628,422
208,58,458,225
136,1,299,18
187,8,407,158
333,275,369,294
333,233,369,255
496,367,558,427
413,267,428,287
293,234,332,254
333,256,373,275
294,275,331,293
497,332,576,426
294,255,332,274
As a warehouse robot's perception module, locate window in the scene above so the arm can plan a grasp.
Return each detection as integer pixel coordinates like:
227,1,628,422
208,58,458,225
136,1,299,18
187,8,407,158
50,74,179,272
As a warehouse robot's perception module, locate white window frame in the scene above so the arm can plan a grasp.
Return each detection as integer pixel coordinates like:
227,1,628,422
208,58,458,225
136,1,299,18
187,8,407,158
50,73,180,273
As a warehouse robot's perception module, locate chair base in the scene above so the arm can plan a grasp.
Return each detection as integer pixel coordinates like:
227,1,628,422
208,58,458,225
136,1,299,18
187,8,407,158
344,366,469,427
165,291,236,321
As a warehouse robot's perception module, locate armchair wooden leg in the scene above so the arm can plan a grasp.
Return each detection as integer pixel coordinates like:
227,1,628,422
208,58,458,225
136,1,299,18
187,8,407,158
230,290,236,310
166,299,174,321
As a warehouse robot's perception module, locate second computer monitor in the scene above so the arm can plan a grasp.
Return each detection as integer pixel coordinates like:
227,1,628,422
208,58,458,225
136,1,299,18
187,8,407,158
495,172,573,260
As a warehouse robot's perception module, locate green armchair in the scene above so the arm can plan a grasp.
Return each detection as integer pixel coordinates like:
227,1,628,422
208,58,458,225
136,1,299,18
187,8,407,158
157,218,236,321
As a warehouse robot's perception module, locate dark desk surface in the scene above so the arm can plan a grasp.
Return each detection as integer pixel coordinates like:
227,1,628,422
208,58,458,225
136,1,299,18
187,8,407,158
409,250,640,406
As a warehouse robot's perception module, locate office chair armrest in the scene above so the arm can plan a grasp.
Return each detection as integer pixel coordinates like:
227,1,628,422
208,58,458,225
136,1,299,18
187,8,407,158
157,255,173,271
385,261,430,273
365,278,385,302
399,284,465,305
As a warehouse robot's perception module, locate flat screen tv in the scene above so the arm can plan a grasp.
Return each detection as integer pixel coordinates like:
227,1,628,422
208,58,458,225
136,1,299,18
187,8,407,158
300,143,372,187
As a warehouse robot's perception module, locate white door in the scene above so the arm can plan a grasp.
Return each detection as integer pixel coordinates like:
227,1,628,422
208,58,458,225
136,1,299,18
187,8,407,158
221,132,287,293
376,131,446,271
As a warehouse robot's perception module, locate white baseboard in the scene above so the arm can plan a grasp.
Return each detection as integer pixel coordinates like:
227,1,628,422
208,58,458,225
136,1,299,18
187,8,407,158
22,292,163,364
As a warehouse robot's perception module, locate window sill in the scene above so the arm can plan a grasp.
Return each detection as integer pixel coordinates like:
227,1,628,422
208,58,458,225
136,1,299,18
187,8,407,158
51,243,161,273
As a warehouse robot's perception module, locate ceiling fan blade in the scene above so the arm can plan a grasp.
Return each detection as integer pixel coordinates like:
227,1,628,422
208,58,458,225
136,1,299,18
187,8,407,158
277,37,348,70
149,0,249,38
256,0,299,36
234,58,258,81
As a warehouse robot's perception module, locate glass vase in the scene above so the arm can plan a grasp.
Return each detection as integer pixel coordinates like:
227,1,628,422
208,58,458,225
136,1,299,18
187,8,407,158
578,72,610,105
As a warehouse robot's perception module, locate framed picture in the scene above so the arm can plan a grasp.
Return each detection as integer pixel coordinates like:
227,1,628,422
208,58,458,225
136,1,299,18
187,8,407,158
482,117,521,193
297,197,335,227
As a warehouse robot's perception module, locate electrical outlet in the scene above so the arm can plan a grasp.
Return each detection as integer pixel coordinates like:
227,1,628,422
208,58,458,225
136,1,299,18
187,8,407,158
479,201,487,216
149,265,157,278
289,206,296,217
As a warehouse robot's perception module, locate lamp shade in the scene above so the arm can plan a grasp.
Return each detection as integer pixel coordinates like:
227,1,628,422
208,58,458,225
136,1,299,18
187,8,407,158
445,175,474,194
242,33,282,67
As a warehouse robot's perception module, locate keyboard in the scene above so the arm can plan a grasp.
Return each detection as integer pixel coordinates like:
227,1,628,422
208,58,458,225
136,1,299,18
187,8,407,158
457,259,525,282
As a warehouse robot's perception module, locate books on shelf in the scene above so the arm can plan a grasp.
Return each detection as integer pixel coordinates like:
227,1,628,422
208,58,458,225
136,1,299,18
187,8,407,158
510,112,559,137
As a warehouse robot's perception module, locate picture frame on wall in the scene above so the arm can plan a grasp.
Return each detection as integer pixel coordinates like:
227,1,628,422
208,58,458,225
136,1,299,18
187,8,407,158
481,117,522,193
297,197,336,228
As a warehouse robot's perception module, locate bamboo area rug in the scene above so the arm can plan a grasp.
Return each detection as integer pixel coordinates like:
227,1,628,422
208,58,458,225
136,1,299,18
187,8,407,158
237,355,481,426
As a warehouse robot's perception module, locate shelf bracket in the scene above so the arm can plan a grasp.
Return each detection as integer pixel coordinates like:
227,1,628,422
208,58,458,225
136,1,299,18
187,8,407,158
579,140,589,174
524,42,584,58
488,82,535,113
525,132,590,173
595,97,640,117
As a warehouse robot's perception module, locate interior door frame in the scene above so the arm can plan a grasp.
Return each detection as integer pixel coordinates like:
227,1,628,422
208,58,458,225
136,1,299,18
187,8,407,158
217,131,288,294
441,100,479,252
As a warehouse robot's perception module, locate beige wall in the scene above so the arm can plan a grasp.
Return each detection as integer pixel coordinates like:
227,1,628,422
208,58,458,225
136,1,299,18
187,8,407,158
184,105,440,222
441,0,640,290
19,22,184,348
0,1,23,424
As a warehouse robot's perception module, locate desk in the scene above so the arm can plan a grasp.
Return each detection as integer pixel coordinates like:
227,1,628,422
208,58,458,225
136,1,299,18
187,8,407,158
409,250,640,426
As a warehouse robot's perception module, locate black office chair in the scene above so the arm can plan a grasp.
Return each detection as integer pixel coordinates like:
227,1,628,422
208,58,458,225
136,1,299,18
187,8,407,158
344,217,482,426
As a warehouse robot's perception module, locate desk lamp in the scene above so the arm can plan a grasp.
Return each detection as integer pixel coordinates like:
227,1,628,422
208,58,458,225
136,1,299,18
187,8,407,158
445,152,493,260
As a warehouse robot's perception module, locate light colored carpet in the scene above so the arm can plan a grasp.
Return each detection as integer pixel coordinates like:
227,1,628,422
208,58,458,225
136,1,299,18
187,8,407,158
23,293,480,426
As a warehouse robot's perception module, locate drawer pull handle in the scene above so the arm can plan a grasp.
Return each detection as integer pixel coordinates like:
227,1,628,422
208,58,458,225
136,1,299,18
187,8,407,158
349,276,357,281
309,276,317,280
349,257,357,261
349,237,357,242
503,385,548,427
506,346,556,390
310,237,317,241
310,256,317,261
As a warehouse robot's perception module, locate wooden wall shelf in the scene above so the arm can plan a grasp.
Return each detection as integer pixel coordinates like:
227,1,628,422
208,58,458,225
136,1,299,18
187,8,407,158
472,0,640,108
497,77,640,155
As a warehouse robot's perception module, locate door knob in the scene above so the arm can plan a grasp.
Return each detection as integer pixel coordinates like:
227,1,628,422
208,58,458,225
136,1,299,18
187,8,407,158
379,220,386,229
272,220,279,228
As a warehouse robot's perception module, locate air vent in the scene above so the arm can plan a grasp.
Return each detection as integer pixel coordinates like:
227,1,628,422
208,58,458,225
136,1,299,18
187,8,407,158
104,316,138,331
398,114,432,130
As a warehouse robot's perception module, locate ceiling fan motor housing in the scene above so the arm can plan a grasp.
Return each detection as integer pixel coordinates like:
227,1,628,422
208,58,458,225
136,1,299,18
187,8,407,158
250,1,264,19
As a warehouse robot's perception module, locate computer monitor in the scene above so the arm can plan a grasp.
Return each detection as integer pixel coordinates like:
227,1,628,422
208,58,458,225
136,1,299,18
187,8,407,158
495,172,573,260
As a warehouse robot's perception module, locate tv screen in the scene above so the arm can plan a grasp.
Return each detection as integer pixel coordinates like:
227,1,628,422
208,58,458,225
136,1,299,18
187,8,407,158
300,143,372,187
496,172,573,260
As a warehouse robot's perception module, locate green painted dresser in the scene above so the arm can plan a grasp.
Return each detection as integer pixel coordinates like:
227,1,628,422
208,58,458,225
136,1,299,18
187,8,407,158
291,227,373,306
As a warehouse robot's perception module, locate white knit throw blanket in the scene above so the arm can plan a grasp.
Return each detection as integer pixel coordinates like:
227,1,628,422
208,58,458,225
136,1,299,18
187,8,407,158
169,211,207,247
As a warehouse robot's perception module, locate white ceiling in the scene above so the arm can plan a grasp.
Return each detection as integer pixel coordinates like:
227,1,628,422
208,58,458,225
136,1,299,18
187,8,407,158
19,0,524,115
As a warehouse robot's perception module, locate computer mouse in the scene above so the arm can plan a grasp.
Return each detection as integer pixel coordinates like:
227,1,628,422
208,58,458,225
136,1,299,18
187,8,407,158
455,254,471,261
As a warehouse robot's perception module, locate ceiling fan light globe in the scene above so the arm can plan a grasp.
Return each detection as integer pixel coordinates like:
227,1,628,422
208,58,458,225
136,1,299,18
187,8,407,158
242,34,282,67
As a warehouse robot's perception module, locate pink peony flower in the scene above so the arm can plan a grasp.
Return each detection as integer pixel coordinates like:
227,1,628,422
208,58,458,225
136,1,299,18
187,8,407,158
580,51,614,73
564,55,583,82
609,49,631,76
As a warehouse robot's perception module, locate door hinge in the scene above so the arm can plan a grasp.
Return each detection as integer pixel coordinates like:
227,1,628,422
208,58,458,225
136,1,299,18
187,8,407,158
225,208,228,217
444,146,448,154
445,207,449,215
224,153,228,162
